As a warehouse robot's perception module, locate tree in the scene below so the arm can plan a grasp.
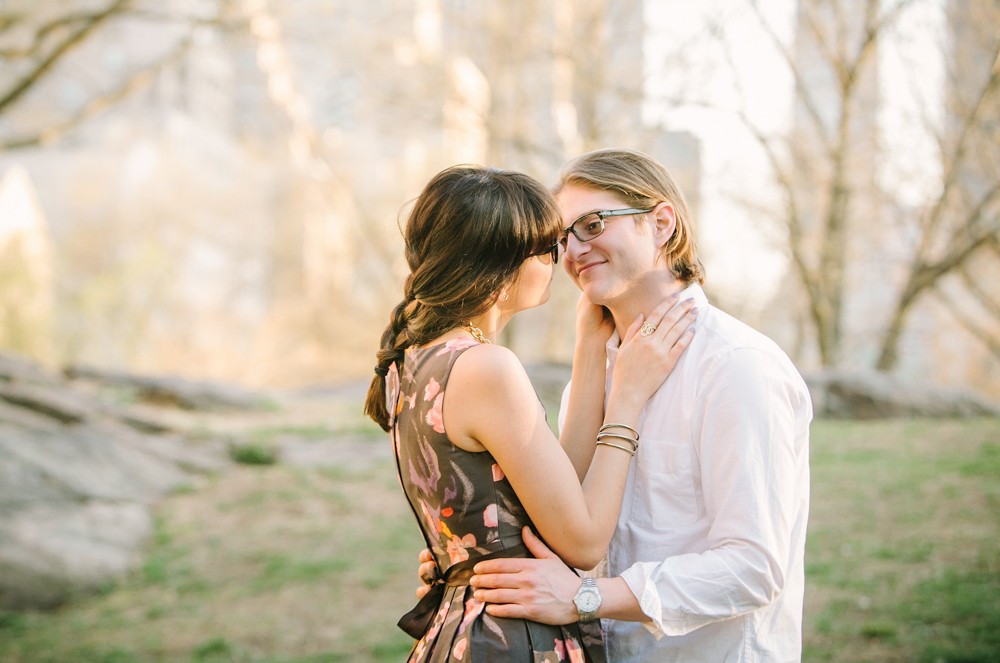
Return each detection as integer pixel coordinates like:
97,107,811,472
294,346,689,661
0,0,240,152
715,0,999,371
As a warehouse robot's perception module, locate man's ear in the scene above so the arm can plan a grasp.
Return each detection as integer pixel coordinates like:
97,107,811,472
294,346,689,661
651,202,677,250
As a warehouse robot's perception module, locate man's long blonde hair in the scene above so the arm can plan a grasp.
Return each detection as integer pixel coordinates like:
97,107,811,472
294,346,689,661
557,148,704,285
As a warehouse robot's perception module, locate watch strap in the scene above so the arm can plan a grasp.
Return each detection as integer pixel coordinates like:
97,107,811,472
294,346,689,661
574,577,600,622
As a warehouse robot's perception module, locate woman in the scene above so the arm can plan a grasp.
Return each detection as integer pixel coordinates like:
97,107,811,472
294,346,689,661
365,165,695,662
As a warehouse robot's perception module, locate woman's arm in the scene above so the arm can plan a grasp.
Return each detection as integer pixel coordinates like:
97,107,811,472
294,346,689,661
444,297,696,570
557,294,616,481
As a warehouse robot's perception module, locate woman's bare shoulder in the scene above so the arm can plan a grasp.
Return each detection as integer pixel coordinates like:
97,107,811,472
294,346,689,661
449,344,534,402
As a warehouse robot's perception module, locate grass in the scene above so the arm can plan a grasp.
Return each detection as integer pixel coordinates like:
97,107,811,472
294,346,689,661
0,417,997,662
803,418,1000,662
0,460,422,663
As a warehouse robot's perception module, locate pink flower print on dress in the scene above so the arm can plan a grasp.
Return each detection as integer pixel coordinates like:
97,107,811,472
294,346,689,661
385,363,400,426
566,638,585,663
446,533,476,564
426,392,445,433
483,503,498,528
419,498,440,533
435,337,480,356
459,598,485,630
424,377,441,401
412,601,450,661
554,639,566,661
491,463,505,481
451,637,468,660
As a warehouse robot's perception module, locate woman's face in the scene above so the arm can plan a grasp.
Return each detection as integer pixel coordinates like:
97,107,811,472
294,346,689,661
504,251,555,313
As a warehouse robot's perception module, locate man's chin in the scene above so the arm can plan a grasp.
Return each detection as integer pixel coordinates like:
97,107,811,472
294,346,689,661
580,283,613,308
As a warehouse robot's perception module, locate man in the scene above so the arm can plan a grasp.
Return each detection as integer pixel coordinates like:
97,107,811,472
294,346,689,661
422,148,813,661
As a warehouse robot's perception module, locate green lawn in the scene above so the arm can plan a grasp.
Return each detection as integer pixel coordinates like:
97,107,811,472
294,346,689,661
0,418,997,662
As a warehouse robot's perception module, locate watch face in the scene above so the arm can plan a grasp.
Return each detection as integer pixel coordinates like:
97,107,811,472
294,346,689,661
577,590,600,612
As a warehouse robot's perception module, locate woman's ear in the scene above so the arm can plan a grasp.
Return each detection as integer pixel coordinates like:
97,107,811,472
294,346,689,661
652,202,677,250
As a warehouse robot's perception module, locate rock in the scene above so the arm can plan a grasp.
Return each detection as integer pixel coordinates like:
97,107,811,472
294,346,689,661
65,365,273,412
804,370,1000,419
279,434,392,470
0,353,228,610
0,351,60,385
0,381,91,424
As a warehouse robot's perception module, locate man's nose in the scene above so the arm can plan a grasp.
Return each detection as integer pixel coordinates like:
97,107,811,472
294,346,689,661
563,232,591,263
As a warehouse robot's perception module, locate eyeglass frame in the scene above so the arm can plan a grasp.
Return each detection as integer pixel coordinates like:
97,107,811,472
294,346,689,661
558,207,655,248
529,242,561,265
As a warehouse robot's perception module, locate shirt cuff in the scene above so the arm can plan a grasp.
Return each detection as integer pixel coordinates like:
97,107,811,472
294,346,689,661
620,563,667,639
620,561,722,638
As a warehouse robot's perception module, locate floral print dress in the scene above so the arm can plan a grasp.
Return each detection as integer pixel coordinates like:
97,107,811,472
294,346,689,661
387,338,606,663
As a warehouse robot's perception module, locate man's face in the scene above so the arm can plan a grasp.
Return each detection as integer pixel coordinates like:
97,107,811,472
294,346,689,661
557,184,661,308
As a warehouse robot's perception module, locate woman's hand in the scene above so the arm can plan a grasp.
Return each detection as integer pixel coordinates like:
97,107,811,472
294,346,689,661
575,292,615,349
610,295,697,407
415,548,438,599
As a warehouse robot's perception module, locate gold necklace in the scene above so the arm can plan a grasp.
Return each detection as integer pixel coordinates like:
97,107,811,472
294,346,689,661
463,322,491,344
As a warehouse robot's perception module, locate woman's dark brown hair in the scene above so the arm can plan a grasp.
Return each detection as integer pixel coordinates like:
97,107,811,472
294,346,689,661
364,165,561,431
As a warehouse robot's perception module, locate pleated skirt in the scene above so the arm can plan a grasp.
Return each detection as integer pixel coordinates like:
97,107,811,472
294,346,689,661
407,584,607,663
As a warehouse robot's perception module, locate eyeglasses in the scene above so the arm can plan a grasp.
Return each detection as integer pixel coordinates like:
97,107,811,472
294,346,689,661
529,242,560,265
558,207,654,248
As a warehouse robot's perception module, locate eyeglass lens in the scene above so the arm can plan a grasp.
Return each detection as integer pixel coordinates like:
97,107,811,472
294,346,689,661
559,214,604,247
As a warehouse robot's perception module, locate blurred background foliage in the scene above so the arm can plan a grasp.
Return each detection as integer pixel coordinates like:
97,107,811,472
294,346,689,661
0,0,996,396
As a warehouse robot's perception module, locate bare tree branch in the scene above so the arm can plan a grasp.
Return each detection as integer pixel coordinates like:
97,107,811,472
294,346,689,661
932,285,1000,360
0,0,131,116
746,0,835,156
877,176,1000,371
958,264,1000,321
0,37,193,154
917,40,1000,251
0,12,26,36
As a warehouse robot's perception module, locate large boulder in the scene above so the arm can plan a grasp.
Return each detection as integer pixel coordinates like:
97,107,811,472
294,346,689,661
65,365,274,412
804,370,1000,419
0,352,227,610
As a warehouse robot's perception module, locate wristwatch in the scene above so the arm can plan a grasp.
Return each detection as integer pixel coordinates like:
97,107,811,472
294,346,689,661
573,578,601,622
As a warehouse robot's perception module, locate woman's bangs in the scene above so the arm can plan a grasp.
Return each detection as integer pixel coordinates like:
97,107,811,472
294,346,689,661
520,195,562,258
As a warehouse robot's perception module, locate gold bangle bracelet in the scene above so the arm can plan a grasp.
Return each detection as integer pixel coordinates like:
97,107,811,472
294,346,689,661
596,440,636,456
599,423,639,439
596,432,639,451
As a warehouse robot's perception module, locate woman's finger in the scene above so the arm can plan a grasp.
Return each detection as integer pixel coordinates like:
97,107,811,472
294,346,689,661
643,294,679,330
649,299,695,338
667,328,696,360
621,313,644,344
657,308,697,347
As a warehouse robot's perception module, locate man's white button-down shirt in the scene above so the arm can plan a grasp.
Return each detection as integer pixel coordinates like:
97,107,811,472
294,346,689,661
561,283,813,662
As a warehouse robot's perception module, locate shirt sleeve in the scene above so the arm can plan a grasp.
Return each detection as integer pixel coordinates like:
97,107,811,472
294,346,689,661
557,378,572,434
619,347,812,637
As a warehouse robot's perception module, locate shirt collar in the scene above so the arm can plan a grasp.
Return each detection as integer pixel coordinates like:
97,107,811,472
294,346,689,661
606,282,709,362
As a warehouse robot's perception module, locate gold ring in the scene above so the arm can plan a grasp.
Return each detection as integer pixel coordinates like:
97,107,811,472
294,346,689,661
640,322,657,337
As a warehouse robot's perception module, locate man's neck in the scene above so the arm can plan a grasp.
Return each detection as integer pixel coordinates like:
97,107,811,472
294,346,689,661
607,272,688,340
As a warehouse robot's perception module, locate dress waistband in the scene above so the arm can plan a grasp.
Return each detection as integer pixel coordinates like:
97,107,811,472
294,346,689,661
398,543,530,639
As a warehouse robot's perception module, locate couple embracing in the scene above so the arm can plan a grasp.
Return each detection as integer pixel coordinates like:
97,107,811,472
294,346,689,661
365,148,812,663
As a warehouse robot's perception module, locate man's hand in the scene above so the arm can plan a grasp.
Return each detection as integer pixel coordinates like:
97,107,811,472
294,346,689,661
470,526,582,625
416,548,438,599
